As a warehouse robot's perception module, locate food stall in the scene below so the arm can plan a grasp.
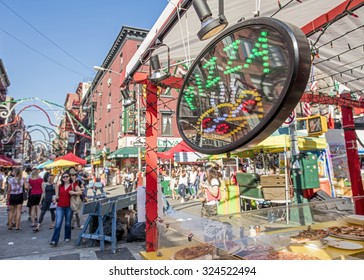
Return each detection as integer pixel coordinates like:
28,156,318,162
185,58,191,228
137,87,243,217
140,196,364,260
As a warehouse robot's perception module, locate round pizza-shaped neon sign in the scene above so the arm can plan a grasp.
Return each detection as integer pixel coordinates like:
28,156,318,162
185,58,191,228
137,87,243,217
176,18,311,154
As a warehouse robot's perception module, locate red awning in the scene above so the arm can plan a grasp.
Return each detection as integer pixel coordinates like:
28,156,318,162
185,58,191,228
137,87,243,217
157,140,196,159
0,155,14,167
54,152,86,165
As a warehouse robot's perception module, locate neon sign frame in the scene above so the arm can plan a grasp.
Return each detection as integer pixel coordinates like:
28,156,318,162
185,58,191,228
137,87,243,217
176,18,311,154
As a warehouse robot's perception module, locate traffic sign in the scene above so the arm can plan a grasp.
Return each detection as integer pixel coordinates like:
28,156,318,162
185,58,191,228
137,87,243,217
133,141,145,147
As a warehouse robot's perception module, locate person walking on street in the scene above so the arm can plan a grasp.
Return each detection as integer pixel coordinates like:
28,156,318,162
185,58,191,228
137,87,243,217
124,167,135,193
189,166,199,199
50,171,81,246
33,174,56,232
77,164,91,187
0,169,4,199
28,168,43,227
23,167,32,221
177,168,188,203
69,171,83,229
7,168,24,231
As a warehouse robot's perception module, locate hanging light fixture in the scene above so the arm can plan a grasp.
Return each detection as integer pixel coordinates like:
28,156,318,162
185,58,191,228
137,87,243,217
121,88,130,100
193,0,228,41
123,99,136,108
120,88,136,108
149,54,169,84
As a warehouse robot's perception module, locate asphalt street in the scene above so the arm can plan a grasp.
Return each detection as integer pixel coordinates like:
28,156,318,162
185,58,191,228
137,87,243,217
0,184,204,260
0,185,145,260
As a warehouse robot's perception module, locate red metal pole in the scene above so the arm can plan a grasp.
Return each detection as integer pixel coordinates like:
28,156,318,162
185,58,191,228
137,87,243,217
145,83,159,252
341,104,364,214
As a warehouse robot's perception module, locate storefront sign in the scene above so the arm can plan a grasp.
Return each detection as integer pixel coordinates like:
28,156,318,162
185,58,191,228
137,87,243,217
176,18,311,154
118,136,182,149
68,132,75,144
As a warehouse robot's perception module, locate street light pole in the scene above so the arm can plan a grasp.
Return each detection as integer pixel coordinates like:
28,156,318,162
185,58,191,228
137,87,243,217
93,66,121,76
84,82,96,181
137,84,142,172
90,100,95,180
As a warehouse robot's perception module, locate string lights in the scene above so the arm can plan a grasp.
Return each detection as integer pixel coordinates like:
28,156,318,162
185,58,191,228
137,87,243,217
313,43,364,65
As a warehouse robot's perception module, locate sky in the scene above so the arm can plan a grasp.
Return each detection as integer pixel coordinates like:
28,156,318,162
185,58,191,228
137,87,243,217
0,0,167,143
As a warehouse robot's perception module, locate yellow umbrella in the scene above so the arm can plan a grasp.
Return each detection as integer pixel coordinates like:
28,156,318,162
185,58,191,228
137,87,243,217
44,159,78,168
236,135,327,156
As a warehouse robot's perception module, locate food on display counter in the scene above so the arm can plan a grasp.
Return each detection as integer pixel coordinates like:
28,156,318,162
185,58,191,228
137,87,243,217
213,240,242,254
234,244,274,258
290,226,329,243
243,251,320,260
328,225,364,241
173,244,215,260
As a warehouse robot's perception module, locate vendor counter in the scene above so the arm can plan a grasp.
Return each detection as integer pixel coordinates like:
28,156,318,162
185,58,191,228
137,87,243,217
267,220,364,260
140,198,364,260
140,221,364,260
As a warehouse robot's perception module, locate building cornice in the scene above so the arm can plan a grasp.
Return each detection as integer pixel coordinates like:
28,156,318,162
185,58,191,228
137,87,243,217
94,26,148,86
81,26,148,106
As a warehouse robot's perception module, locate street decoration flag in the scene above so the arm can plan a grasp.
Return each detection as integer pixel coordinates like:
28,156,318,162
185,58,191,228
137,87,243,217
303,102,312,117
310,80,318,92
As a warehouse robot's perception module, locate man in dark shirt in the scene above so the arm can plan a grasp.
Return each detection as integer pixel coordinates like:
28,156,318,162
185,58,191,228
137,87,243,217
77,165,90,186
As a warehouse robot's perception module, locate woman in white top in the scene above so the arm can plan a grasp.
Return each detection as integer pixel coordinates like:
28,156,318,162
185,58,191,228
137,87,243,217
188,166,199,199
7,168,25,231
177,168,188,203
200,167,221,218
169,169,178,200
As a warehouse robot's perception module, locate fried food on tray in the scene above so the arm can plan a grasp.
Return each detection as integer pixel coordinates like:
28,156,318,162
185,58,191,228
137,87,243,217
328,225,364,240
290,226,329,243
244,251,319,260
174,244,215,260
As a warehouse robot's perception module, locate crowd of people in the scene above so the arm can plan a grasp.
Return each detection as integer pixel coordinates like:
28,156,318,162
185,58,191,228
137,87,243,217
0,160,248,246
0,165,90,247
166,162,241,219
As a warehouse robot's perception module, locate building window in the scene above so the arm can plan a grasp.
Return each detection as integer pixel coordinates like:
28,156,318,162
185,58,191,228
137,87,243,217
161,113,172,136
111,120,114,142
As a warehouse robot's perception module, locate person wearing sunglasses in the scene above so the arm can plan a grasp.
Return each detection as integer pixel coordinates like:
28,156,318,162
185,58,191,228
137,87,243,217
49,171,82,246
